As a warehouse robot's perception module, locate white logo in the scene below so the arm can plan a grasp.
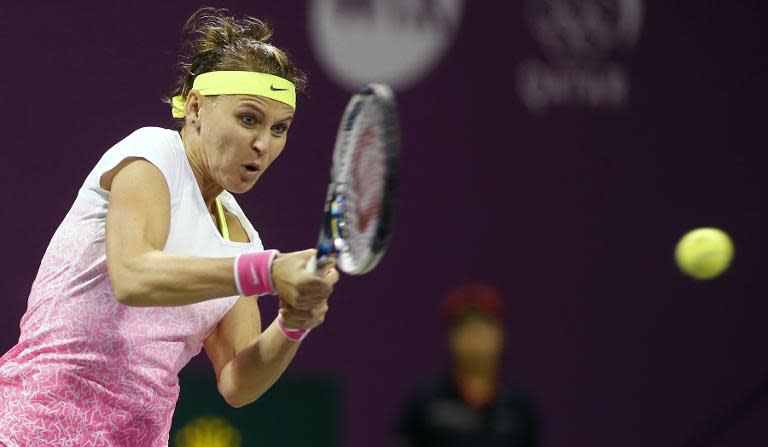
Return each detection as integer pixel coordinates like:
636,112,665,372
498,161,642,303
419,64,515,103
517,0,644,112
308,0,465,91
249,264,260,286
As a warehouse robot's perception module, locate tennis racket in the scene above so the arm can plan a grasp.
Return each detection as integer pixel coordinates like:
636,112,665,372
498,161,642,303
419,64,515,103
307,83,400,275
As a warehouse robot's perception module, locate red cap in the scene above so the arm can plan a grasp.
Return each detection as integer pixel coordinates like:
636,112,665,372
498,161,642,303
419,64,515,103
442,283,502,324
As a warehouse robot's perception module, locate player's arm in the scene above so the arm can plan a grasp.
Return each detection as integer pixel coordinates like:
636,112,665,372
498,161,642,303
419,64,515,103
205,215,335,408
205,296,333,408
105,158,332,308
204,297,298,408
105,158,238,306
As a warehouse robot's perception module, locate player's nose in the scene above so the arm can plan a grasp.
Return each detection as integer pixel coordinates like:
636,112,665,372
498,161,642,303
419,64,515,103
251,131,269,155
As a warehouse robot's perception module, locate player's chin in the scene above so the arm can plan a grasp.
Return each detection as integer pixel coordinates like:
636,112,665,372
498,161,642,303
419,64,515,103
227,173,260,194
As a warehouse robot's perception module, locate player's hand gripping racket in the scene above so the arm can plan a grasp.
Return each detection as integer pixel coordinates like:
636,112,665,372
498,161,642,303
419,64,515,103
307,84,400,275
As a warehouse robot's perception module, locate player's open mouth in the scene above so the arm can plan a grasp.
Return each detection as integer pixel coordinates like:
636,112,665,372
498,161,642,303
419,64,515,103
242,163,260,173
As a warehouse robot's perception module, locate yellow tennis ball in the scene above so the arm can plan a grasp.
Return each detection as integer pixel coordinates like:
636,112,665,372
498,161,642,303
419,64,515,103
675,227,734,280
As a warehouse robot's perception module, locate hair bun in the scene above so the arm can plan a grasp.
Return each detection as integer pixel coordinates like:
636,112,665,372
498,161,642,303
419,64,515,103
166,7,307,119
184,7,273,54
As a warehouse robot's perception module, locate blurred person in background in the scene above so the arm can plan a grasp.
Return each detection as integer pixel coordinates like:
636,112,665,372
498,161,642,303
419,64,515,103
394,284,538,446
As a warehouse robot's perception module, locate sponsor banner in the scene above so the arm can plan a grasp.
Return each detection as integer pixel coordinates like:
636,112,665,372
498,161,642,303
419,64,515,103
517,0,644,113
308,0,465,91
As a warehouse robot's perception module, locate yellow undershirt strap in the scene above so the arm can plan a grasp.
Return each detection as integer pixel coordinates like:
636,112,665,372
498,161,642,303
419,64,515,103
215,198,230,241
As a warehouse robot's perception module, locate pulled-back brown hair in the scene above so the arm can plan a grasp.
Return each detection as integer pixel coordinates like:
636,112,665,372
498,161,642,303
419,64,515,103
167,7,307,116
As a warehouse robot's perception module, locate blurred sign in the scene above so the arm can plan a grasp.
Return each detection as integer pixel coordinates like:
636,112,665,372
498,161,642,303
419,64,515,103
175,416,242,447
516,0,644,112
308,0,465,91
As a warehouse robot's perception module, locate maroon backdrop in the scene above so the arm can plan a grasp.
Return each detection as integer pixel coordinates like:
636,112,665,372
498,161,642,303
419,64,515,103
1,1,766,446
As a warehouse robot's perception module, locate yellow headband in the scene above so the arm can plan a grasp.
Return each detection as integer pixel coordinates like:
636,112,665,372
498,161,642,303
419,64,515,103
171,71,296,118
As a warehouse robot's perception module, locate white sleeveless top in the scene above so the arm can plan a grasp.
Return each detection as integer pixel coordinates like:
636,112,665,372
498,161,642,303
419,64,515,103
0,127,263,446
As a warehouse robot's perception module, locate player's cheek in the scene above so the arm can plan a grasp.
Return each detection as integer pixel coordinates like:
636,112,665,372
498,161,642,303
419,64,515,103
311,306,327,320
271,139,287,161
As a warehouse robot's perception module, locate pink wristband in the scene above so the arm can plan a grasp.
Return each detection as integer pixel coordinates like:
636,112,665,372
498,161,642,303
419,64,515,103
277,317,311,342
234,250,279,296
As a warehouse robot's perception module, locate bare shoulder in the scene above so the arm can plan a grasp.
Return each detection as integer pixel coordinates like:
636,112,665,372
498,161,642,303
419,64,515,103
101,157,164,191
106,158,171,251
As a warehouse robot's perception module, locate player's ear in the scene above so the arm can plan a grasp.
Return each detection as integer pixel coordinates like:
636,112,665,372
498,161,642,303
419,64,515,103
185,90,203,127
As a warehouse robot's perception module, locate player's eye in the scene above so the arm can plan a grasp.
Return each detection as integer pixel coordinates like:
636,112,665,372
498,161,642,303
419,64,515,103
240,114,257,126
271,123,289,136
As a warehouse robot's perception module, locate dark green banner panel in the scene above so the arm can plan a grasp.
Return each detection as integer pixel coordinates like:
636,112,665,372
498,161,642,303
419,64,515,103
170,370,342,447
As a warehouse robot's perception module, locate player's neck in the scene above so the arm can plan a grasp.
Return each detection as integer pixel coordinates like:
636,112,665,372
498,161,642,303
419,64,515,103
180,128,224,211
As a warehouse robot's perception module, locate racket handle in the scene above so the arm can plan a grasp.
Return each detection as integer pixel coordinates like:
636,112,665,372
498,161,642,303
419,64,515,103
306,254,334,275
306,255,318,274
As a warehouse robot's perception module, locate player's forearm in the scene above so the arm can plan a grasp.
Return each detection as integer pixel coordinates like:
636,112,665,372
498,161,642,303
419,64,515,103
110,250,238,307
216,320,300,408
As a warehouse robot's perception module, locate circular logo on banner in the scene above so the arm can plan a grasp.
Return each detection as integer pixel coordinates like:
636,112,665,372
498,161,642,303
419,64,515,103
308,0,465,91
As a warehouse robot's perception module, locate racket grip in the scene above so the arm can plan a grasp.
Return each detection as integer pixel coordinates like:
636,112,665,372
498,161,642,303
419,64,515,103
306,254,334,275
306,255,318,273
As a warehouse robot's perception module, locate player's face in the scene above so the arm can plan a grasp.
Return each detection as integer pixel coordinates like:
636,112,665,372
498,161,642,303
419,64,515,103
198,94,294,193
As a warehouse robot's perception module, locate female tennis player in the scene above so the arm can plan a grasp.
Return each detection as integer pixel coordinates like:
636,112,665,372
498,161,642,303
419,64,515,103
0,8,336,446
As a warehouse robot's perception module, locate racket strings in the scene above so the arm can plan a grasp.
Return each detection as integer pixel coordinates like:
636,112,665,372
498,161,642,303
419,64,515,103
350,125,386,232
324,84,399,274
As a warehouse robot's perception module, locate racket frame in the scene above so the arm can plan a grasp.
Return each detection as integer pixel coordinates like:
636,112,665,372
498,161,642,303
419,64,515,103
313,84,399,275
